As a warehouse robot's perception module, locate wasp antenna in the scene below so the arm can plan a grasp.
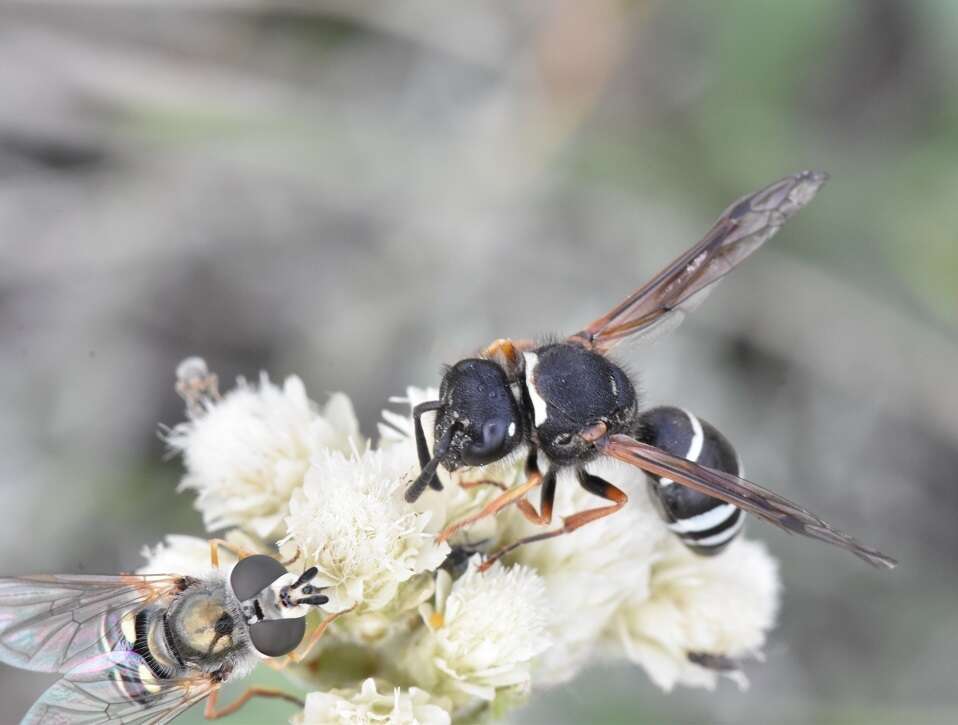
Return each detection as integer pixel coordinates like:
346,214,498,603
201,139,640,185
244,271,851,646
405,424,457,503
405,454,443,503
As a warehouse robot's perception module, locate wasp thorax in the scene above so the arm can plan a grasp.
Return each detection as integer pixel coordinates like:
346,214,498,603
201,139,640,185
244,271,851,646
437,358,523,469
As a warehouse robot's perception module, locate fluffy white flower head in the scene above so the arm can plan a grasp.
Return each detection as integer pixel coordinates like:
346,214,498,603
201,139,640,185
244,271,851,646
502,459,668,686
611,537,780,692
285,446,450,613
168,370,360,538
138,534,225,578
298,679,450,725
411,563,552,703
378,387,518,547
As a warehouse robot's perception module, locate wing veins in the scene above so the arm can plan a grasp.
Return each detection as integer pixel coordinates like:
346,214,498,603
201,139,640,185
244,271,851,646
572,171,828,352
603,434,896,569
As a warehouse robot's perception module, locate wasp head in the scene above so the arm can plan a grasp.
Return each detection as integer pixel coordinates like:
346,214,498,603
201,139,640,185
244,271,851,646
406,358,524,502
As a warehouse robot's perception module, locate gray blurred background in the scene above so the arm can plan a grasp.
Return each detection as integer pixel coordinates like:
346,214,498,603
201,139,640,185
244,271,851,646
1,1,956,723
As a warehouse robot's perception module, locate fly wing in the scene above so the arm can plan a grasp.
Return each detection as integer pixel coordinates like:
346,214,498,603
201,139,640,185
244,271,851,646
570,171,828,353
0,574,183,673
22,650,216,725
602,434,896,569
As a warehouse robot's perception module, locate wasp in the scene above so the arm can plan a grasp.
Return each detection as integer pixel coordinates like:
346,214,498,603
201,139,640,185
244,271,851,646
404,171,896,571
0,541,345,724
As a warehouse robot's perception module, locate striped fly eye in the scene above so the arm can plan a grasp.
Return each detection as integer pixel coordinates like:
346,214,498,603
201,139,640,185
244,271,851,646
230,555,288,601
248,617,306,657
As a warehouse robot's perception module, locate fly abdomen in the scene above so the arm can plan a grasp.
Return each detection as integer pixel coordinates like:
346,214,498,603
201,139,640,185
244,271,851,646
639,406,744,556
101,607,180,706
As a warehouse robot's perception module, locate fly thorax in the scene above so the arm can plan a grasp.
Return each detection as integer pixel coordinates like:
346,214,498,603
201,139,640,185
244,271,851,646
166,584,245,666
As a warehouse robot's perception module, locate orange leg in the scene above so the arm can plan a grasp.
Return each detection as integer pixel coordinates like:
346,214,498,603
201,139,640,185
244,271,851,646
458,479,544,526
208,539,302,569
278,546,302,568
480,338,535,373
516,467,557,526
267,606,354,670
478,469,627,572
208,539,255,569
204,686,303,720
436,450,546,544
458,480,508,491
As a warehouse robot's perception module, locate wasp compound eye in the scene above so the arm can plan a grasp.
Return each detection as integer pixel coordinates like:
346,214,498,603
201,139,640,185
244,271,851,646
248,617,306,658
230,555,288,601
463,419,511,465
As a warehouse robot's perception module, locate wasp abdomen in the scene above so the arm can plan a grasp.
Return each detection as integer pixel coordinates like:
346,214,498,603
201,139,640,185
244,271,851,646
639,406,744,555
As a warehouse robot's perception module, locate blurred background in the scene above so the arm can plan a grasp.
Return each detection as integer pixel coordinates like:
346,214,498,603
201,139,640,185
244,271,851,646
1,1,956,723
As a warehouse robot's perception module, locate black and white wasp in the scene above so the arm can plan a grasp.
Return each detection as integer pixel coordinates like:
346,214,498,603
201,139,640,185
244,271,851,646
404,171,896,571
638,406,745,556
0,543,342,724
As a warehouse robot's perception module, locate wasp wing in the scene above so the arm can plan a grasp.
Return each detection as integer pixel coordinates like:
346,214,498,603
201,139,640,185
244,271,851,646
22,649,216,725
602,434,896,569
570,171,828,353
0,574,183,673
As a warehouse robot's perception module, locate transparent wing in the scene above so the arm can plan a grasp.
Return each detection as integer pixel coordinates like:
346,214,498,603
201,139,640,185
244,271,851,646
23,650,216,725
602,434,896,569
0,574,183,673
570,171,828,353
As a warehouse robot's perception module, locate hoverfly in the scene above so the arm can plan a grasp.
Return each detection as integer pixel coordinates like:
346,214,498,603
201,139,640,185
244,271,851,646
0,542,343,724
404,171,896,571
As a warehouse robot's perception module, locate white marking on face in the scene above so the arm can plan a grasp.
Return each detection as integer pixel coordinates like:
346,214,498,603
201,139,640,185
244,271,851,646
690,512,744,547
609,373,618,397
523,352,549,427
667,503,737,533
507,421,516,437
680,408,705,462
266,573,311,619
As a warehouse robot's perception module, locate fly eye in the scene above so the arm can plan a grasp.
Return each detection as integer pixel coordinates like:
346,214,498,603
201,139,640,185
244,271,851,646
230,555,288,601
462,419,512,466
248,617,306,658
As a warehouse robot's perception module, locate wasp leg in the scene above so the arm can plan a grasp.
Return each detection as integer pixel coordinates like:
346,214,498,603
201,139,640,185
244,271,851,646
203,685,303,720
458,473,552,526
458,479,508,491
480,337,536,374
477,468,627,572
436,449,546,543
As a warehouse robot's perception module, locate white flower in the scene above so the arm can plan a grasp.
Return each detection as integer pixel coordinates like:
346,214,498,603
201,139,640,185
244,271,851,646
284,446,450,613
298,678,451,725
168,370,361,539
609,536,780,692
406,564,552,704
501,458,669,687
378,387,520,550
138,534,221,577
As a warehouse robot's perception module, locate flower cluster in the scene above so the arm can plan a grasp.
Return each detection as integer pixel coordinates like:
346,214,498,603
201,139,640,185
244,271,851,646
142,359,781,723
